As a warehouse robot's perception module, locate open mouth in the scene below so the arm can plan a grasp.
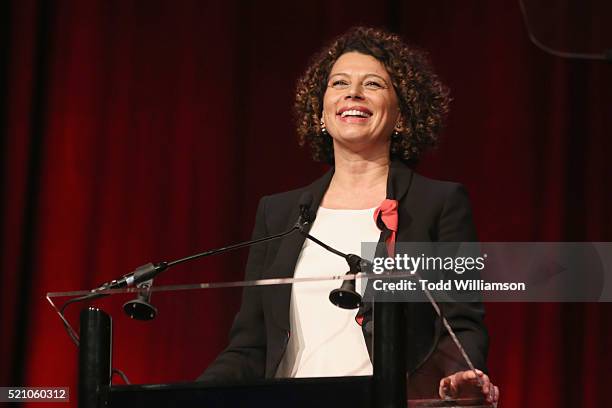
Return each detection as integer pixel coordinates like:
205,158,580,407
340,110,371,118
337,106,373,121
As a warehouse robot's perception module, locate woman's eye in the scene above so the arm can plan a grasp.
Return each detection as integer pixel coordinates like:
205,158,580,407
365,81,383,89
331,80,349,88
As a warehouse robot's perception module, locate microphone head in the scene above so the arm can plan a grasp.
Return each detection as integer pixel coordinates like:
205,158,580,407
298,191,315,225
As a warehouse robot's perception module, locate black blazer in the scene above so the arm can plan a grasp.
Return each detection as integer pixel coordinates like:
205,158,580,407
199,159,488,397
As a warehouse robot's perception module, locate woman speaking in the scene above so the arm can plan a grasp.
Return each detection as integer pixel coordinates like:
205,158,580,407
199,26,498,404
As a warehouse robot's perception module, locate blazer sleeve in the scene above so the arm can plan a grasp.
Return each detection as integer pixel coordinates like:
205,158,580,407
197,196,269,381
435,184,489,375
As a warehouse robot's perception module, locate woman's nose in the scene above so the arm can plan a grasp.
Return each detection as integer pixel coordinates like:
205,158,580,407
345,83,364,100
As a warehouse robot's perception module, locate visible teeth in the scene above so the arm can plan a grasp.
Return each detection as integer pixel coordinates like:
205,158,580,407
341,109,371,118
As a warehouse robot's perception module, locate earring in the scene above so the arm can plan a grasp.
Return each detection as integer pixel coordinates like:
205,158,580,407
321,119,327,134
393,119,403,139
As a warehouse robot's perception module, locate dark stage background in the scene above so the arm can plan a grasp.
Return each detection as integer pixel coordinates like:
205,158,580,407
1,1,611,407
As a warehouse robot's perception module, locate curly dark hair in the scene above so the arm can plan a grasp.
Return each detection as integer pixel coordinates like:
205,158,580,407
294,26,450,166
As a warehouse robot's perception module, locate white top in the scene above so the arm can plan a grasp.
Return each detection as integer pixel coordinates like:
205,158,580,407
275,206,380,378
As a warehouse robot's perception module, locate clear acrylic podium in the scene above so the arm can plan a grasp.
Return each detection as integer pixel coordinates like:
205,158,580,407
47,274,491,408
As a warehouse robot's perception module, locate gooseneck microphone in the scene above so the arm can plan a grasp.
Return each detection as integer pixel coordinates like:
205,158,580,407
60,192,316,345
299,227,369,308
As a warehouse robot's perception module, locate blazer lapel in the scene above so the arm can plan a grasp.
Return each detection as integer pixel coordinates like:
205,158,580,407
387,159,414,238
357,159,415,319
266,168,334,331
387,159,414,206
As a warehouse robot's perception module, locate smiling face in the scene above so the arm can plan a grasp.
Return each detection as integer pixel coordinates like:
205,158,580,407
322,52,401,158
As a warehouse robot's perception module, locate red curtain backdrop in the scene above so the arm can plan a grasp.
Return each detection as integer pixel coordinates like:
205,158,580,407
1,1,611,407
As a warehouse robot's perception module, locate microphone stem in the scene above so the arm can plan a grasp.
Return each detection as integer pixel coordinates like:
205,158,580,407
167,226,299,268
300,231,348,260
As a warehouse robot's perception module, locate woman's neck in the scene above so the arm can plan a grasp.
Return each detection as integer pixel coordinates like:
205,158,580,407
321,152,389,210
